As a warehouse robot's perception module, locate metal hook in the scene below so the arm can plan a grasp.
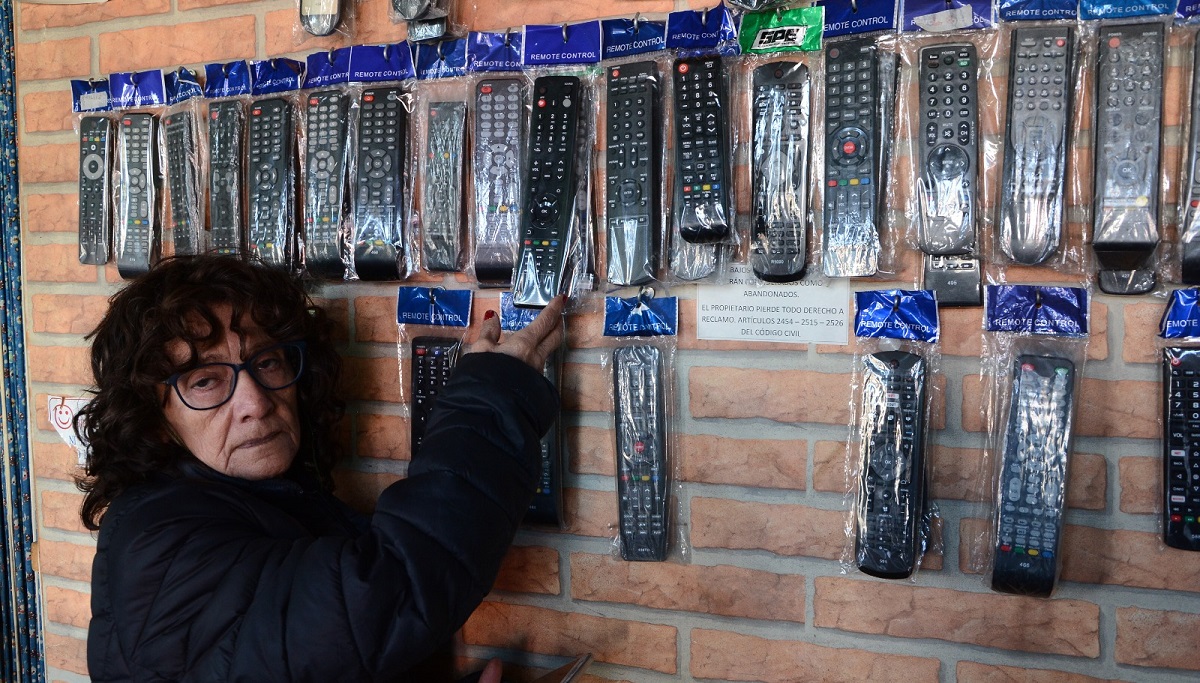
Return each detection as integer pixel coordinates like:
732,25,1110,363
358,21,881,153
562,23,569,44
633,12,642,34
892,293,901,313
382,43,391,61
430,286,446,306
1034,288,1043,309
637,285,656,308
775,6,783,21
851,0,859,12
437,40,446,61
221,62,231,77
269,58,278,69
700,6,709,24
327,47,337,66
504,27,513,46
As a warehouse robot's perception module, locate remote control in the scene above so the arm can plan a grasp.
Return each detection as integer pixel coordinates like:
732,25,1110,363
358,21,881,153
207,100,244,255
393,0,430,20
1180,40,1200,284
999,27,1074,266
669,226,719,281
917,44,981,305
299,0,340,36
605,61,660,287
422,101,467,272
750,61,810,283
614,344,668,561
1092,22,1164,296
410,336,459,455
673,56,730,244
991,355,1075,597
116,113,159,279
474,78,528,286
512,76,582,308
1161,348,1200,551
78,115,112,265
353,87,408,281
823,36,890,278
526,350,563,527
303,90,350,278
855,351,927,579
163,111,202,256
247,98,296,269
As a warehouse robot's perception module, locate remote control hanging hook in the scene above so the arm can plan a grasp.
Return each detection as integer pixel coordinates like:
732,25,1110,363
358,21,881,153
436,40,445,61
851,0,858,12
382,43,391,60
503,28,513,46
632,13,641,33
561,23,569,43
327,48,337,66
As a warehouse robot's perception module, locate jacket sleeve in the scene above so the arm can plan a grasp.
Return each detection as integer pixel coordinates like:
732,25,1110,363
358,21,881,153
95,351,557,682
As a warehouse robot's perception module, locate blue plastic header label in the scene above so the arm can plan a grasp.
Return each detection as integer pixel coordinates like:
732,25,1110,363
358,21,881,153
602,17,667,59
854,290,940,342
396,287,473,327
1081,0,1172,20
165,68,203,105
415,39,469,79
251,58,305,95
603,295,679,337
203,61,252,98
499,292,540,332
985,285,1089,337
109,70,166,109
349,43,415,82
903,0,994,31
524,21,603,66
823,0,899,37
1160,289,1200,338
666,3,739,50
467,31,524,72
1179,0,1200,21
304,47,353,88
72,79,111,112
998,0,1077,21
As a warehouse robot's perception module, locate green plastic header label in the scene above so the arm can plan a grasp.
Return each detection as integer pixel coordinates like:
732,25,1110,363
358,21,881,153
739,5,825,54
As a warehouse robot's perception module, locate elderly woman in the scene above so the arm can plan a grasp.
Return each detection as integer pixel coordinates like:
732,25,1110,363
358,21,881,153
76,255,563,682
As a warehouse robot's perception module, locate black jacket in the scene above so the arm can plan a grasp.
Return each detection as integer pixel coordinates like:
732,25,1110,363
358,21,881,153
87,352,557,682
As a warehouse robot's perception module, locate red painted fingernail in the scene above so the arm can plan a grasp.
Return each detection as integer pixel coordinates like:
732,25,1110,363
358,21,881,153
484,310,496,320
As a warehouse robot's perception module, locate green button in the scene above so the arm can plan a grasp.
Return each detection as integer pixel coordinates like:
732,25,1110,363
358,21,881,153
838,179,848,186
1187,516,1196,523
1015,547,1026,555
958,59,970,67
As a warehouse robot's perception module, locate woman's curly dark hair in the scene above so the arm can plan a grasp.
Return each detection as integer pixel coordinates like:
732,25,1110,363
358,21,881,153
75,255,344,530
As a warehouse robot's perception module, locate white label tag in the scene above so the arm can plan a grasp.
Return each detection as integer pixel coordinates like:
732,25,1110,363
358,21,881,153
696,264,850,345
752,25,808,51
913,5,974,32
48,396,91,466
79,91,109,111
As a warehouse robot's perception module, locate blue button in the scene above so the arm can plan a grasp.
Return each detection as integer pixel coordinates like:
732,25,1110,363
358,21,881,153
860,177,871,185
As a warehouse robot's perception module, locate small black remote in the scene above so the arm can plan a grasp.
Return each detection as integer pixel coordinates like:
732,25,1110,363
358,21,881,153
353,87,408,281
393,0,430,20
513,76,582,308
614,344,668,561
78,115,112,265
673,56,730,244
247,98,296,269
116,113,159,279
855,351,927,579
992,355,1075,597
1092,22,1164,296
422,101,467,272
163,111,202,256
410,336,459,455
1180,40,1200,284
473,78,528,286
999,27,1074,266
1161,348,1200,551
299,0,340,36
526,349,563,527
303,90,350,278
750,61,810,283
823,36,890,278
605,61,660,287
207,100,244,255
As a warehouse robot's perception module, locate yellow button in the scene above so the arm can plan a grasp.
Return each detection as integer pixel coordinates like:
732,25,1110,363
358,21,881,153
641,475,650,482
1027,549,1039,556
1136,196,1149,207
849,179,860,186
702,184,711,191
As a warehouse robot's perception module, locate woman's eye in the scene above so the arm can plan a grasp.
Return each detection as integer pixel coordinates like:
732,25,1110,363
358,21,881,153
185,369,227,393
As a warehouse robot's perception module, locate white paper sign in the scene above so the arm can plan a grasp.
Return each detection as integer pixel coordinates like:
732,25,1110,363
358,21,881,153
695,264,850,345
47,396,91,466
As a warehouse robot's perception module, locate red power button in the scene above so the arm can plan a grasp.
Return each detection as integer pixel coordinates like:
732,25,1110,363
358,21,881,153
842,140,857,155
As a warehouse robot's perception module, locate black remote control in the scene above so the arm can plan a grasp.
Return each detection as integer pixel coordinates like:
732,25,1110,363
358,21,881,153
473,78,528,286
992,355,1075,597
163,111,202,256
78,115,112,265
299,0,340,36
247,98,296,269
1093,23,1164,296
116,113,159,279
823,36,890,278
673,56,730,245
1180,40,1200,284
999,27,1074,266
1161,348,1200,551
207,100,244,255
750,61,810,283
614,344,668,561
513,76,581,308
303,90,350,278
526,350,564,527
393,0,430,20
668,226,719,281
605,61,660,287
917,44,981,306
410,336,459,455
422,101,467,272
353,87,408,281
855,351,927,579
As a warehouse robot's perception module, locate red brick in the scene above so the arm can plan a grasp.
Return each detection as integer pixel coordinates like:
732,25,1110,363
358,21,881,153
44,632,88,675
961,374,1159,439
32,440,84,483
691,497,846,559
264,8,355,55
929,446,1105,510
354,412,409,461
344,0,409,45
956,661,1121,683
562,362,608,413
678,434,805,490
353,295,396,343
563,488,614,539
331,468,400,515
27,345,93,386
42,490,88,533
568,426,613,476
1115,607,1200,671
26,243,103,284
462,601,677,673
20,142,78,184
307,295,350,345
38,539,95,583
814,576,1100,657
1118,456,1158,515
99,16,256,74
21,0,169,29
44,585,90,629
813,440,849,492
691,628,940,683
31,294,110,335
15,37,91,81
691,366,850,424
24,192,78,234
22,90,75,134
340,355,400,402
494,545,559,595
571,552,804,622
179,0,259,10
1059,526,1200,592
565,307,606,349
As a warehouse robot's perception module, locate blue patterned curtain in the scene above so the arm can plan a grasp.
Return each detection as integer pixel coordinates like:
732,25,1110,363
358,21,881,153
0,0,45,680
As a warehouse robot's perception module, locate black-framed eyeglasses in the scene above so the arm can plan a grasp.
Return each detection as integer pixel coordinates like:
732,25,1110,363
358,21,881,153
163,341,306,411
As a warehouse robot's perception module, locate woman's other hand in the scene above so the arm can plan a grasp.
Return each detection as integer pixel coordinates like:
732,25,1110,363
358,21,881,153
466,295,566,370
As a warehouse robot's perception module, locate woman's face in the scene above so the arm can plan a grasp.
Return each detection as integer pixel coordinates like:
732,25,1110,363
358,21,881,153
161,305,301,480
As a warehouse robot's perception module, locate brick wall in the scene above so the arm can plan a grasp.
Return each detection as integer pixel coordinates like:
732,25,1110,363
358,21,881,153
14,1,1200,681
